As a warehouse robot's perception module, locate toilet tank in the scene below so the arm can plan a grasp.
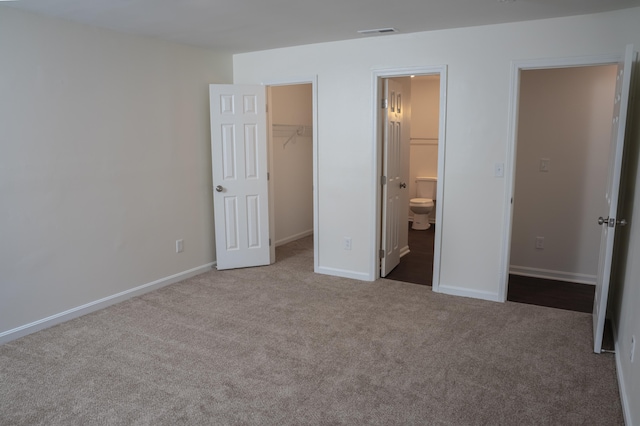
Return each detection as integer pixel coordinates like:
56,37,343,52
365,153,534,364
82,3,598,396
415,177,437,199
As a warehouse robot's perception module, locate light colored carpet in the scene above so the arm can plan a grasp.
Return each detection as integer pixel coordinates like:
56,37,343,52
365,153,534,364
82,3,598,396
0,236,623,425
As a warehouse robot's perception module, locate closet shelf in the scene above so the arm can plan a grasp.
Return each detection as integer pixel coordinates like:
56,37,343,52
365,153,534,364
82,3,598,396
272,124,313,148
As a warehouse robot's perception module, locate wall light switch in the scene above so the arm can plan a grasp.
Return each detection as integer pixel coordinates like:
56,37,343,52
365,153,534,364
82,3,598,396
535,236,544,249
494,163,504,177
176,239,184,253
539,158,550,172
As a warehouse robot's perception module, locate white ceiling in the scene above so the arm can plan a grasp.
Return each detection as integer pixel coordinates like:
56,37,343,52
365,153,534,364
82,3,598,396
6,0,640,54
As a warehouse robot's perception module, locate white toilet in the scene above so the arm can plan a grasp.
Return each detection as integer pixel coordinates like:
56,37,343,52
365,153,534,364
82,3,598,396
410,177,437,230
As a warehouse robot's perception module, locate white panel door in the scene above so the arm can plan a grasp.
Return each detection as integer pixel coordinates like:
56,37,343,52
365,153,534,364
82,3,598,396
210,84,270,270
381,79,404,277
593,45,635,353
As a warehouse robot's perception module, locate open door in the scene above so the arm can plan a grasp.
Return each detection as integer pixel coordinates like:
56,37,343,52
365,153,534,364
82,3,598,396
209,84,270,270
380,79,404,276
593,45,636,353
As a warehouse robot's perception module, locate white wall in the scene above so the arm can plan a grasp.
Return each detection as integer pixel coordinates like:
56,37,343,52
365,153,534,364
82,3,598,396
409,76,439,222
270,84,314,245
510,66,616,283
234,13,640,421
233,7,640,292
0,7,232,337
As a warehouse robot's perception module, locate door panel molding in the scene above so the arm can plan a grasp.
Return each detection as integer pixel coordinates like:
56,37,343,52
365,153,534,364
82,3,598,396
210,84,270,270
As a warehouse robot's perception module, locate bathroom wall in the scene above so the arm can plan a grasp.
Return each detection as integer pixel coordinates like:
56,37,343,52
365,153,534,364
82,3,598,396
270,84,314,246
510,65,617,283
409,76,440,222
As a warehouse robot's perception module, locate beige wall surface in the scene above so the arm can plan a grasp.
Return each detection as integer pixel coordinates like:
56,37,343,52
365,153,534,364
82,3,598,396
409,76,439,220
270,84,314,245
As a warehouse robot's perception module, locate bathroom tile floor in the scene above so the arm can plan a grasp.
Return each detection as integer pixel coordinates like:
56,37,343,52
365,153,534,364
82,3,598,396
384,223,434,286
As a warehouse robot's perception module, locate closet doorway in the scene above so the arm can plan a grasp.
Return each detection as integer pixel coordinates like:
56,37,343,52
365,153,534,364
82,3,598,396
267,83,315,262
506,65,618,312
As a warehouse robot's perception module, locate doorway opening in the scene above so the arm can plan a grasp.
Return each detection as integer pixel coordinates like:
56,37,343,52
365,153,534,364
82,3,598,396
506,65,618,313
500,46,635,354
372,66,447,291
266,82,317,267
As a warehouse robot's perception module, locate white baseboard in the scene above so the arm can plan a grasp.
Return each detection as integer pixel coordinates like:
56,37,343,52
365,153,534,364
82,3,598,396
275,229,313,247
408,216,436,224
399,245,410,258
509,265,596,285
435,284,501,302
316,266,373,281
0,262,215,345
612,320,633,426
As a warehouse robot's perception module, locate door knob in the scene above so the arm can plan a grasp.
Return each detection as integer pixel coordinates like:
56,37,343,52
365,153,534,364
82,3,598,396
215,185,223,192
598,216,612,227
400,182,407,189
598,216,626,227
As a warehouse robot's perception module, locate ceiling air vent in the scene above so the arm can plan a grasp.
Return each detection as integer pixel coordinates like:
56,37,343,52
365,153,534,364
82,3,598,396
357,28,398,36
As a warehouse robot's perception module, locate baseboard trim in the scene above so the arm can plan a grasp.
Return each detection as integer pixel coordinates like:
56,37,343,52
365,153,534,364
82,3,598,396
399,245,410,258
435,284,501,302
408,217,436,224
275,229,313,247
316,266,372,281
0,262,215,345
509,265,596,285
611,320,633,426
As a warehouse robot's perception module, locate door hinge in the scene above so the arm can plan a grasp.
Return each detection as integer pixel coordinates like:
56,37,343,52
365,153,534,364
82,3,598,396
382,98,388,109
269,238,272,246
381,175,387,186
267,172,270,181
379,249,385,259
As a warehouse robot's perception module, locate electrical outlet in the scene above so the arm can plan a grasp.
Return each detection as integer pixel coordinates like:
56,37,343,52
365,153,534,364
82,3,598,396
539,158,550,172
344,237,352,251
176,239,184,253
535,236,544,249
631,335,636,363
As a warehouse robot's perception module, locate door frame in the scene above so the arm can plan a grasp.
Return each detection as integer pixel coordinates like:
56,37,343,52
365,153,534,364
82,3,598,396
498,53,623,302
372,66,448,290
263,76,319,271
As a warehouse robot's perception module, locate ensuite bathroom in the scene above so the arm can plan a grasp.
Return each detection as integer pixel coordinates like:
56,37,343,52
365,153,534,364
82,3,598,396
386,74,440,286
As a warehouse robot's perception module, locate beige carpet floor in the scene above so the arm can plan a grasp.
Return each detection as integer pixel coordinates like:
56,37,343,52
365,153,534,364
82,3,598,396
0,236,623,425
